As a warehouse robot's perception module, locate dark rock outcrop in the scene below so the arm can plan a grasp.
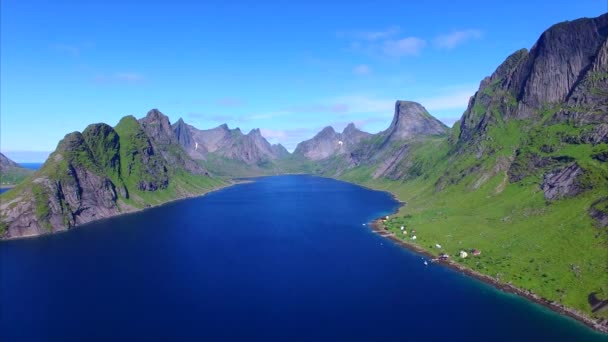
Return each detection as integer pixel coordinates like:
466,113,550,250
589,198,608,228
541,163,585,200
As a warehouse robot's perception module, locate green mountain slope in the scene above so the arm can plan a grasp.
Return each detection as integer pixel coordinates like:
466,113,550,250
0,153,34,186
0,111,227,239
304,14,608,324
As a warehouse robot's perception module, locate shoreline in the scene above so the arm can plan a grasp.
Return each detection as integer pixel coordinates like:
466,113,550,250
1,179,248,242
369,217,608,334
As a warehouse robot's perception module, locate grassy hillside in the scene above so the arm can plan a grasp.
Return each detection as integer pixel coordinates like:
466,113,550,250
335,119,608,320
0,167,33,187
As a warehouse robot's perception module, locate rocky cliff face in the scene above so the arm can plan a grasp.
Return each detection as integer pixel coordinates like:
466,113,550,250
173,121,286,165
0,110,218,239
458,14,608,143
444,13,608,226
293,123,371,160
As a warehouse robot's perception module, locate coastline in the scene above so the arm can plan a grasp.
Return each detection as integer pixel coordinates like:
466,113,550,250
0,179,248,242
369,216,608,334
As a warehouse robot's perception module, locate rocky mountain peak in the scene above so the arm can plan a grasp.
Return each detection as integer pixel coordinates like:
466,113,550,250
342,123,357,134
458,13,608,144
139,109,176,145
57,131,88,152
385,101,448,141
318,126,337,138
248,128,262,136
173,117,193,149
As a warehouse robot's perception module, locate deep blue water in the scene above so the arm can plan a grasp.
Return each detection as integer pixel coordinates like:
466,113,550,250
0,175,605,341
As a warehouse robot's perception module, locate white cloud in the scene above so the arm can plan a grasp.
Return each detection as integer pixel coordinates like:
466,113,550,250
52,44,81,57
382,37,427,57
417,89,475,111
434,30,483,49
353,64,372,75
260,127,318,152
247,111,290,120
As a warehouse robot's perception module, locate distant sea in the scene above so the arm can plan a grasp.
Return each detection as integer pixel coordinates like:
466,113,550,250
0,175,605,341
18,162,43,170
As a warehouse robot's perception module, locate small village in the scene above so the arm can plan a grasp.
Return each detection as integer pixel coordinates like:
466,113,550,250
378,215,482,264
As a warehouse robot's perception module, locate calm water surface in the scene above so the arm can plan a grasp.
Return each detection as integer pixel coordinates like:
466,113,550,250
1,175,605,341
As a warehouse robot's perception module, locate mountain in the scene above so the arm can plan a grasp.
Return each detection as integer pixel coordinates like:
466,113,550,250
173,120,285,164
293,123,371,160
0,153,34,186
330,13,608,326
0,110,225,239
295,101,448,179
382,101,448,142
172,119,291,177
0,12,606,329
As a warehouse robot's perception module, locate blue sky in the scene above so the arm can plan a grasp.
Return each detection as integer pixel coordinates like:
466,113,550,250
1,0,606,161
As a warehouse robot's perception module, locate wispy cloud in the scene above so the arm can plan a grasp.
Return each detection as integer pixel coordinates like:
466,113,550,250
246,111,290,120
93,72,145,84
418,89,475,111
353,64,372,75
382,37,427,57
260,127,319,152
285,104,349,114
260,128,288,139
329,94,394,114
51,42,95,58
216,97,244,106
434,29,483,49
210,114,236,122
52,44,81,57
340,27,427,59
337,26,401,41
